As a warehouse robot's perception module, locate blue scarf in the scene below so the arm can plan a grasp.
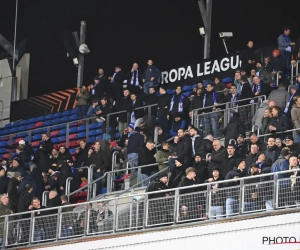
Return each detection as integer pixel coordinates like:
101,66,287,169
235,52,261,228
283,33,291,44
252,83,261,93
284,92,296,113
203,91,217,107
170,94,184,112
255,161,264,169
230,93,238,107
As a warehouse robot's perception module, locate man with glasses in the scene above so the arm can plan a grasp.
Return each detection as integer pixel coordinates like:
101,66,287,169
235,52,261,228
284,135,300,157
207,140,226,177
265,136,281,164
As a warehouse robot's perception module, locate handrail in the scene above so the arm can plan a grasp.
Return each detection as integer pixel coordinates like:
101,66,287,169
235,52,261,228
42,191,49,206
276,71,283,87
0,100,3,128
65,177,73,197
296,60,300,77
2,168,300,219
245,127,299,140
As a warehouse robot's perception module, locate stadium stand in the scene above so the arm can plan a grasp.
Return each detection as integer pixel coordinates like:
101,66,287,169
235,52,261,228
0,33,300,248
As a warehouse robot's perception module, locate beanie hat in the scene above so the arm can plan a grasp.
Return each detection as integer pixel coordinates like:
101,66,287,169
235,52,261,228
159,172,168,179
236,159,245,167
273,50,280,56
128,123,134,130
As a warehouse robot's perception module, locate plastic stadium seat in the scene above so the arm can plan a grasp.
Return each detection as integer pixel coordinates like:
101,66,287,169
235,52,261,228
69,127,78,134
44,120,52,126
34,121,44,128
52,138,60,144
31,141,40,147
36,116,44,122
69,134,78,140
60,136,66,142
19,120,28,126
28,118,37,123
0,141,7,147
61,116,70,122
27,124,35,129
192,83,198,89
203,81,210,87
53,112,62,118
4,123,12,129
115,133,120,139
32,134,42,141
0,148,6,154
222,77,233,83
59,129,67,136
18,126,27,132
156,92,161,96
88,130,98,136
70,114,79,120
70,121,82,127
69,148,76,154
2,153,9,159
59,142,66,148
78,125,86,132
50,130,60,137
52,118,61,124
182,85,193,92
69,140,79,147
10,127,19,133
167,89,175,95
45,114,54,120
32,128,43,135
183,91,192,97
62,110,70,116
16,132,27,138
77,132,86,139
96,135,102,140
89,123,98,130
51,125,64,131
2,129,10,135
70,108,78,114
88,137,96,143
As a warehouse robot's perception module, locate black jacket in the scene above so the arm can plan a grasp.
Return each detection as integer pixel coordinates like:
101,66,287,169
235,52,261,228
265,145,280,164
145,93,158,115
7,177,20,213
18,191,33,215
198,138,213,159
239,82,253,106
146,180,170,199
208,146,226,177
128,99,144,120
88,150,109,172
138,146,157,176
0,175,10,194
175,135,192,163
223,117,246,147
269,112,290,139
193,160,208,184
222,154,241,179
157,93,171,118
116,96,131,122
179,177,198,194
127,132,144,154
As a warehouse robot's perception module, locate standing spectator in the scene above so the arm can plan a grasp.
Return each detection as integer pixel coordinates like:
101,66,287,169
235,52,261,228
0,167,10,194
142,60,161,95
233,71,242,94
207,140,226,177
76,85,90,120
0,194,11,247
278,27,295,69
267,83,290,110
7,172,22,213
222,144,240,179
169,113,187,137
223,112,246,147
108,66,123,103
265,137,281,164
192,154,208,184
255,63,272,95
168,85,189,122
126,63,143,96
116,89,131,134
213,77,225,92
128,92,144,128
157,86,171,140
18,184,33,213
286,85,300,117
33,133,53,173
270,50,285,74
155,141,171,172
252,100,275,130
261,107,273,136
241,40,256,74
90,68,109,100
126,124,144,168
145,86,158,133
291,95,300,142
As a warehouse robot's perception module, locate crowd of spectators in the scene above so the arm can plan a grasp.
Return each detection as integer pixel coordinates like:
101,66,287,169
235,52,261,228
0,27,300,245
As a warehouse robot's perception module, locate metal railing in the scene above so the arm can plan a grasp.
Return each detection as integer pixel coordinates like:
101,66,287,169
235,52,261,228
0,100,3,128
248,127,299,141
2,168,300,248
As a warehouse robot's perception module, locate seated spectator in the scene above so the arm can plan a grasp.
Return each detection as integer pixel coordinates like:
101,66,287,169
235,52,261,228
155,141,171,172
283,135,300,157
169,112,187,137
265,136,281,164
213,77,225,92
245,144,259,172
252,100,275,130
223,112,245,147
87,99,100,118
235,134,249,158
7,157,25,177
57,146,72,165
248,132,267,151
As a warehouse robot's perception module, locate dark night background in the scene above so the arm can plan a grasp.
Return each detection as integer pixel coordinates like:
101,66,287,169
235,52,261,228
0,0,298,98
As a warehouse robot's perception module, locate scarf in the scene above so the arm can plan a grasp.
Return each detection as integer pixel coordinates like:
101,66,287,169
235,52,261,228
283,33,291,44
284,92,296,113
191,135,200,156
110,72,117,82
170,94,184,112
230,93,238,108
131,70,139,86
252,83,261,93
255,161,264,169
203,91,217,107
131,101,136,122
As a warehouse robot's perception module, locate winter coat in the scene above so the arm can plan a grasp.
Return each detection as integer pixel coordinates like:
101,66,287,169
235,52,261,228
223,117,246,147
155,149,171,171
268,88,290,111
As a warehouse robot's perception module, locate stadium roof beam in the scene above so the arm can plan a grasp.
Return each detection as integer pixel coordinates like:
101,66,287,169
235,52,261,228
198,0,212,59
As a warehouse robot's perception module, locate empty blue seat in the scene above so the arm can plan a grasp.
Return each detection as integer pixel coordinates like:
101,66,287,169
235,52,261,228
77,132,86,138
78,125,86,132
222,77,233,83
69,148,76,154
45,114,54,120
0,148,6,154
89,123,98,130
51,125,64,131
0,141,7,147
28,118,37,123
32,128,43,135
156,92,161,96
183,91,192,97
88,137,96,143
182,85,193,92
18,126,27,132
59,136,66,141
69,127,78,133
23,137,28,142
70,114,79,120
70,108,78,114
115,133,120,139
192,83,198,89
60,129,66,135
96,135,102,140
203,81,210,87
62,110,70,116
88,130,98,136
61,116,70,122
32,134,42,141
97,122,103,127
17,132,27,138
19,120,28,126
167,89,175,95
44,120,52,126
4,123,12,129
52,138,60,144
52,118,61,124
36,116,44,122
53,112,62,118
10,127,19,133
27,124,35,129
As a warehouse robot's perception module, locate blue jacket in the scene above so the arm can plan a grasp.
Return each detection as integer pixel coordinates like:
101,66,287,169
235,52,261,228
271,155,290,187
278,34,291,51
142,66,161,83
169,119,187,137
127,132,144,154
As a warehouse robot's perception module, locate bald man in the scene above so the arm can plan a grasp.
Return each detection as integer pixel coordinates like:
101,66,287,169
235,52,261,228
207,140,226,178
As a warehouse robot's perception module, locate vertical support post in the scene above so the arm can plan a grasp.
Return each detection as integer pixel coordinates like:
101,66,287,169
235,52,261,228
13,0,19,72
198,0,212,59
77,21,86,88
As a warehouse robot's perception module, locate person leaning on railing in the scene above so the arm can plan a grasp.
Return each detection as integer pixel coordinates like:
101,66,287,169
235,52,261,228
0,194,12,247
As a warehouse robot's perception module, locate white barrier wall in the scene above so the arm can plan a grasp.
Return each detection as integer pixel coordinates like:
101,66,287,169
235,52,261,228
37,212,300,250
